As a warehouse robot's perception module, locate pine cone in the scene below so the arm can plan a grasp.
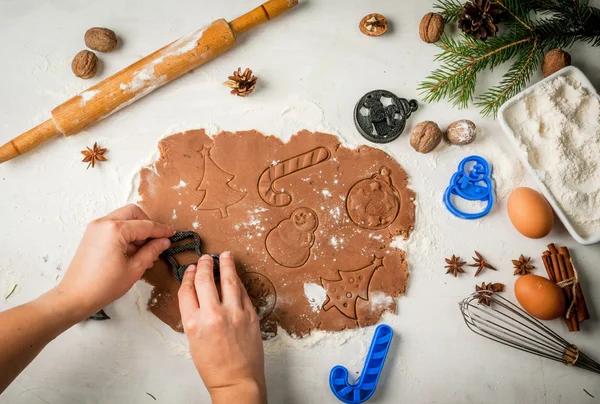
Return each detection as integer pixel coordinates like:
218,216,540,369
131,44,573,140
223,68,258,97
458,0,502,40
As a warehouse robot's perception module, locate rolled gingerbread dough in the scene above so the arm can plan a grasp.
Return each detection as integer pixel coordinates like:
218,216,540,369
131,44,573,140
137,129,415,338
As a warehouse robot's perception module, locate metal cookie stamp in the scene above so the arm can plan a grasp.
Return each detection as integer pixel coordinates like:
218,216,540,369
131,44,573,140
354,90,418,144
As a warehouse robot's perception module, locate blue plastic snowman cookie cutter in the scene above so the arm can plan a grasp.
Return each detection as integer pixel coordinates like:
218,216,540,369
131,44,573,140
329,324,393,404
443,155,494,220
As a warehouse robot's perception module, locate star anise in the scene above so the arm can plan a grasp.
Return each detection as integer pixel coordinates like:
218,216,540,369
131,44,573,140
445,255,466,277
81,142,107,169
475,282,505,306
513,254,535,276
469,251,496,277
223,67,257,97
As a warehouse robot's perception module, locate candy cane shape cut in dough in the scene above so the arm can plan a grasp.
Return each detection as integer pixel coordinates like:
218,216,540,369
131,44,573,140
258,147,331,207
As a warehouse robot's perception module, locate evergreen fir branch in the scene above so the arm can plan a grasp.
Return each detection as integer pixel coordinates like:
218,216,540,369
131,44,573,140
578,4,600,45
433,35,476,65
463,31,533,69
572,0,584,25
551,0,587,14
476,40,543,116
423,0,600,116
493,0,534,28
435,0,465,22
419,33,533,108
536,8,600,48
529,0,557,9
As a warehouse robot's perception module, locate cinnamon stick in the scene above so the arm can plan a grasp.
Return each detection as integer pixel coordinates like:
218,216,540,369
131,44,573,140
545,244,586,332
542,253,555,282
549,251,562,285
556,253,579,332
546,251,574,331
558,246,590,323
556,254,570,291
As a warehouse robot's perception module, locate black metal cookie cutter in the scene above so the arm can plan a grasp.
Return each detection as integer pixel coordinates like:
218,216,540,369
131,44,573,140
88,231,219,321
89,309,110,321
354,90,418,143
161,231,220,283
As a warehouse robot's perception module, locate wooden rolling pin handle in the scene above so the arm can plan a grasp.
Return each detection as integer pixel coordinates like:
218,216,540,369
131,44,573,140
0,119,61,164
230,0,298,35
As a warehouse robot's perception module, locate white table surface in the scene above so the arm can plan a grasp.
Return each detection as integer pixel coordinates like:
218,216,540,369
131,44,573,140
1,1,600,403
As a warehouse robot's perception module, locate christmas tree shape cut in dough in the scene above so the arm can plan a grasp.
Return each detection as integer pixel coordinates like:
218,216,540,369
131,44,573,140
321,256,383,320
196,148,246,218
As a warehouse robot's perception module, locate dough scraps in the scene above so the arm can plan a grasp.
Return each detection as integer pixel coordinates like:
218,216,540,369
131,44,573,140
137,129,415,338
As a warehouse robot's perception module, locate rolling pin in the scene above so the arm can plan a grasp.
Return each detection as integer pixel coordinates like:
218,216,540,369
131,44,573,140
0,0,298,164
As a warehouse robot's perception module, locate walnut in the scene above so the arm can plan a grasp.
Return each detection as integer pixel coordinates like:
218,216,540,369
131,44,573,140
410,121,442,154
446,120,477,145
71,50,98,79
419,12,445,43
85,27,117,52
542,49,571,77
359,14,388,37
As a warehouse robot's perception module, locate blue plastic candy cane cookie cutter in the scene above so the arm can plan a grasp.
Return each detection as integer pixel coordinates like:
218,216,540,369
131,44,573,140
443,155,494,220
329,324,393,404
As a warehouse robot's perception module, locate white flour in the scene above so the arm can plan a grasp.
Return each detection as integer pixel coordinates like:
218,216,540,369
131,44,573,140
79,89,100,106
303,282,327,312
368,291,394,311
504,75,600,236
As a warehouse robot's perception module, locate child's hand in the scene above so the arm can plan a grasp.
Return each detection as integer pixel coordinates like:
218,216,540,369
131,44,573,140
178,252,266,404
56,204,175,320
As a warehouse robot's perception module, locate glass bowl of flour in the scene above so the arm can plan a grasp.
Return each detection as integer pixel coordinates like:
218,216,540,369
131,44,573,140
499,66,600,245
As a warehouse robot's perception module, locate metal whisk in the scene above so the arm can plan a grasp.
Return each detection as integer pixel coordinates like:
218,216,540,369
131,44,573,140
459,291,600,374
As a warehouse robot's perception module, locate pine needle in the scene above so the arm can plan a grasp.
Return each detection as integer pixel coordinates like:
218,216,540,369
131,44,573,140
421,0,600,116
435,0,464,22
5,284,17,300
146,392,156,400
476,39,543,116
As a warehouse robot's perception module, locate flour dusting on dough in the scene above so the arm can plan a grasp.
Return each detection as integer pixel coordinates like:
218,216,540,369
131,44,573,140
304,283,327,312
172,180,187,189
369,292,394,311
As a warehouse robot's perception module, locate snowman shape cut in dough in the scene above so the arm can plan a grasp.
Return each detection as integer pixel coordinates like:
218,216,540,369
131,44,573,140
266,208,319,268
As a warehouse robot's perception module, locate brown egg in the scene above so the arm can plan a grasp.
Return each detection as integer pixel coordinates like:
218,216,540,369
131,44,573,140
515,274,566,320
507,187,554,238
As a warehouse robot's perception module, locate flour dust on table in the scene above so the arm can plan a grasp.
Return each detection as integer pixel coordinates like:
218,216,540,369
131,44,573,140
136,129,415,338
